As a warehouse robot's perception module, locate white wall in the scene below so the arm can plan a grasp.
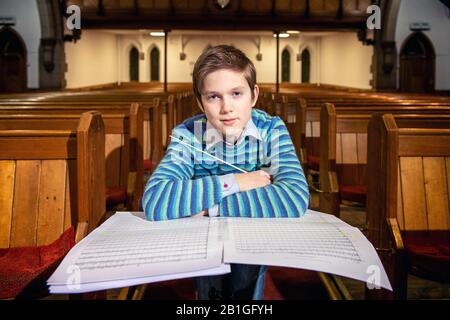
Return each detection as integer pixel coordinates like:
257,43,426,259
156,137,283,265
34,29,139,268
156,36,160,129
116,33,316,85
64,31,374,90
319,32,373,89
0,0,41,88
396,0,450,90
65,30,118,88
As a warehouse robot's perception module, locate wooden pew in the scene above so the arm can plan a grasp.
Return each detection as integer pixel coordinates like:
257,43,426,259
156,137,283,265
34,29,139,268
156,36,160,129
305,105,450,174
257,92,307,165
0,102,152,163
0,112,106,299
366,113,450,299
0,104,143,211
319,103,450,217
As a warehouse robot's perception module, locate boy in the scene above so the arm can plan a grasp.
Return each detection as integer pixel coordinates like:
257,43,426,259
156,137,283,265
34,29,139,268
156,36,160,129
142,45,309,300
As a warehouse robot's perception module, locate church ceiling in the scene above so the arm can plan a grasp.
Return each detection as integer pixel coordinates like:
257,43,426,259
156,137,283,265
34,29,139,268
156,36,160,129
63,0,373,31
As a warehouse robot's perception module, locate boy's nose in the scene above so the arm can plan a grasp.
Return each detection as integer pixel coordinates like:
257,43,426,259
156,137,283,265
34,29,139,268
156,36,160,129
221,97,233,113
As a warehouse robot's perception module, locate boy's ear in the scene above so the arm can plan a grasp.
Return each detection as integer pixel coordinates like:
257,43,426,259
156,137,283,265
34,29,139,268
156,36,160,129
252,84,260,107
196,98,204,112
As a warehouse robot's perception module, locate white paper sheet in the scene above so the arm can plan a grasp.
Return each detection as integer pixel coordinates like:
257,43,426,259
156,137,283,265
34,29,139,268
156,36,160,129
48,212,225,291
222,210,392,291
48,210,392,294
49,264,231,294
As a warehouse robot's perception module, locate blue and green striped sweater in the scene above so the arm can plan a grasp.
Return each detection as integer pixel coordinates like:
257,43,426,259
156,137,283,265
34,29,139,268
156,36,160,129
142,108,309,221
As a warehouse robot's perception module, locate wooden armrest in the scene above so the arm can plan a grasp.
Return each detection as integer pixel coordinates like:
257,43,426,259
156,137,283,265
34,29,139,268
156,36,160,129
313,171,339,194
327,171,339,194
318,272,352,300
127,171,136,199
127,171,139,211
75,222,88,243
299,148,307,166
386,217,404,253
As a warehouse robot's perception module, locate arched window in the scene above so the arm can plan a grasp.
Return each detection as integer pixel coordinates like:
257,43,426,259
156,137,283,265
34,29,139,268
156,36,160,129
150,47,160,81
0,27,27,92
281,49,290,82
129,47,139,82
301,49,311,83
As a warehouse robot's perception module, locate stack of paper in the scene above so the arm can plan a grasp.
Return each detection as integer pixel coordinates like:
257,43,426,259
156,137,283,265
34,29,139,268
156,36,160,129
48,210,392,294
48,213,229,294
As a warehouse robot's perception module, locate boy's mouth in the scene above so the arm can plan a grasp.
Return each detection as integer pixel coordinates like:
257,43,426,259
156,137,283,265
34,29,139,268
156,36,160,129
221,118,237,126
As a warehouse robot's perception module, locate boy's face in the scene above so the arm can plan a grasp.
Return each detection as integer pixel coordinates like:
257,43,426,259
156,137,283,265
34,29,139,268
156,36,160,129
198,69,259,143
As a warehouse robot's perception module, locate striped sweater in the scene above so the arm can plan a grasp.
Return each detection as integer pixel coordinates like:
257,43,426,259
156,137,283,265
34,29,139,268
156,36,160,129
142,108,309,221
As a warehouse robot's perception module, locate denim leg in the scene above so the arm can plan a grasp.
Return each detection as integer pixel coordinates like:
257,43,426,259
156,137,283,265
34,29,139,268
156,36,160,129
229,264,267,300
195,264,267,300
195,274,225,300
252,265,267,300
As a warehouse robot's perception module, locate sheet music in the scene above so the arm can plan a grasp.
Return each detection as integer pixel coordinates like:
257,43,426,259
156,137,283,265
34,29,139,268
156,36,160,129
223,210,392,291
48,210,392,293
48,212,225,290
49,264,231,294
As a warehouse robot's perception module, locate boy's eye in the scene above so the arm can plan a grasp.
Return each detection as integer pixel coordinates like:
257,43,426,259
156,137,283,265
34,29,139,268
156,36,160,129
232,92,242,97
207,95,219,101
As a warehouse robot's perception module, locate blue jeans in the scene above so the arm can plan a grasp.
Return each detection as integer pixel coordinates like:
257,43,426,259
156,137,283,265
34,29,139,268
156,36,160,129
195,264,267,300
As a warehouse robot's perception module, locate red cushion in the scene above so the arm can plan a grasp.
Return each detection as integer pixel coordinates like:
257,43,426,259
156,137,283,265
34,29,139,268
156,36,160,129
105,186,127,206
0,227,75,299
339,184,367,204
402,231,450,282
307,155,320,171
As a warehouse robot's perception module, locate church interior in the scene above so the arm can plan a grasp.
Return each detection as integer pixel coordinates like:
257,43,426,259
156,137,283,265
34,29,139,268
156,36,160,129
0,0,449,300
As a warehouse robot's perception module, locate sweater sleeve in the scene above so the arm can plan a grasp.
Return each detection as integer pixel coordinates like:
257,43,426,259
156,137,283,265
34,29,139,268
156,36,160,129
142,126,223,221
218,117,310,218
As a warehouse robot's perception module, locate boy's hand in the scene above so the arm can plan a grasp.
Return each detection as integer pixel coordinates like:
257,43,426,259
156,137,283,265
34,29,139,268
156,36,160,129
235,170,272,192
192,210,207,218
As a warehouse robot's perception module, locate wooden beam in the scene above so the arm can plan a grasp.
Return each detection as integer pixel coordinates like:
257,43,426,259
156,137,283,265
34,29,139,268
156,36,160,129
337,0,344,19
98,0,105,16
275,31,279,93
305,0,311,19
164,30,169,93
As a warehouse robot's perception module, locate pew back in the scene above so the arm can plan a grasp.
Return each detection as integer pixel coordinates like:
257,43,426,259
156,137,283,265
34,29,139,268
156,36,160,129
0,112,105,248
0,104,143,211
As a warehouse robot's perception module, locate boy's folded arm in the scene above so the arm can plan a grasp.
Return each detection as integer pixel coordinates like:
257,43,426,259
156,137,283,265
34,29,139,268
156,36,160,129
218,117,309,218
142,130,225,221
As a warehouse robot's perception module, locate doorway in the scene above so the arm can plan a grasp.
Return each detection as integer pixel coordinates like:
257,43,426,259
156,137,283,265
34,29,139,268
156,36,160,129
400,32,435,93
0,28,27,93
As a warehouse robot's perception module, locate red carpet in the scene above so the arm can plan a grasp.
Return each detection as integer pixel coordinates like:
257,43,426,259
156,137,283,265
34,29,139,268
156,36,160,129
143,266,329,300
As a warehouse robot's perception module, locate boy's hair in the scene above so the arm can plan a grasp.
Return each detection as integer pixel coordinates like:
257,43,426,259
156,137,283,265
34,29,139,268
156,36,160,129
192,45,257,103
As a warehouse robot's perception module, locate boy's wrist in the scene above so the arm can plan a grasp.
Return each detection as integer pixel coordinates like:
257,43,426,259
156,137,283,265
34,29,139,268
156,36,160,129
218,173,240,197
